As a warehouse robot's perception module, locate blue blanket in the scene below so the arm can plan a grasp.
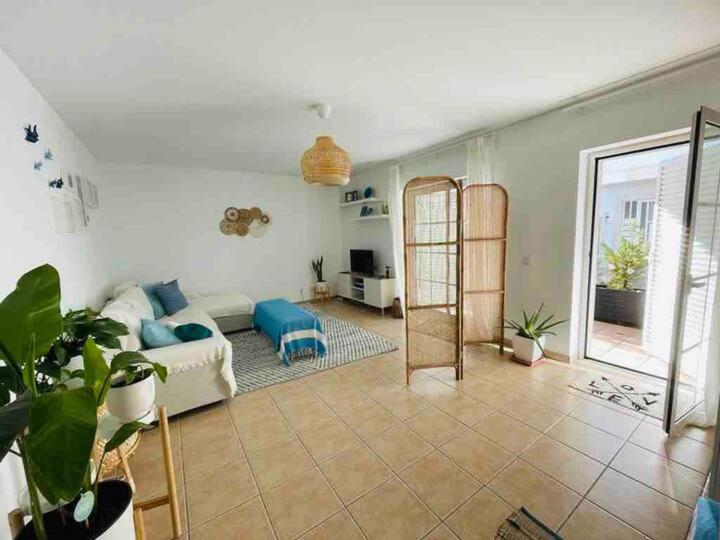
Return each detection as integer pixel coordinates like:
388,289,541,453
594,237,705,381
253,299,327,366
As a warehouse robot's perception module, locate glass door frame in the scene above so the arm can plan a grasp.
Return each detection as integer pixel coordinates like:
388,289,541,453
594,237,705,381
582,140,689,379
664,106,720,434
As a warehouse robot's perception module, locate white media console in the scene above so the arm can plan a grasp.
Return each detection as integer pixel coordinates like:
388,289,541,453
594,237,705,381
337,272,396,315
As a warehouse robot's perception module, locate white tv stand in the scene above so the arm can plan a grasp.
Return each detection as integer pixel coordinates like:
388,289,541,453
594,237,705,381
337,272,396,315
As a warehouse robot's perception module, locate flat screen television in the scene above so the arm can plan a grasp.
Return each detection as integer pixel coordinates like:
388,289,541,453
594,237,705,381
350,249,374,276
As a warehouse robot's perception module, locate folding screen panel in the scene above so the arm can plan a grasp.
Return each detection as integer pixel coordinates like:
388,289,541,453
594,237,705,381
403,176,463,382
463,184,508,352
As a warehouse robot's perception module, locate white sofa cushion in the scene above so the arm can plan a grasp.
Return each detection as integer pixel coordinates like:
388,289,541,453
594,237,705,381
187,293,254,319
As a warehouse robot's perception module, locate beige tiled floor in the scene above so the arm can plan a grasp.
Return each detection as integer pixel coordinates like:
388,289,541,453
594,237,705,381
130,301,715,539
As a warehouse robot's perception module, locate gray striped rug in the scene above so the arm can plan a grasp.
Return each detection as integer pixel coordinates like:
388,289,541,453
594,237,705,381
226,304,398,394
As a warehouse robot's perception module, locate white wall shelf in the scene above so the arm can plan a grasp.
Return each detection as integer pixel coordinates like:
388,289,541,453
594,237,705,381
351,215,390,222
340,197,382,208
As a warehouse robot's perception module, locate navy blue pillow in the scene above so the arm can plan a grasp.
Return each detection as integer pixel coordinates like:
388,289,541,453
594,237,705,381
174,323,213,342
154,279,189,315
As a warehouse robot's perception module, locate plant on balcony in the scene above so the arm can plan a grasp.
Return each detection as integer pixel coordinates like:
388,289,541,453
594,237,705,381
602,228,648,290
0,264,167,539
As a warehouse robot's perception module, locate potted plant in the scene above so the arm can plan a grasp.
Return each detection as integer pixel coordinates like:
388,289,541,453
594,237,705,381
595,229,648,328
106,365,156,424
0,264,167,539
312,256,327,293
505,304,566,365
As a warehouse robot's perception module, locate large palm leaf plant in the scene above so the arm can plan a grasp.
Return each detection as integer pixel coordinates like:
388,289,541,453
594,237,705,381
0,264,166,539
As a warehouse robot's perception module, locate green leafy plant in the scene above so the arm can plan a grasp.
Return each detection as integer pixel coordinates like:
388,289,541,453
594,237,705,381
110,365,153,388
0,265,167,539
504,304,567,356
311,256,324,282
602,227,648,290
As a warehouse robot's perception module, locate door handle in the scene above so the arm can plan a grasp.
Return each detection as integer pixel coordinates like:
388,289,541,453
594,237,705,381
689,277,707,288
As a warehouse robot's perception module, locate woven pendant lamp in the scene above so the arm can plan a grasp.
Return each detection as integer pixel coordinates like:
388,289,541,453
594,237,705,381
301,103,351,186
301,135,351,186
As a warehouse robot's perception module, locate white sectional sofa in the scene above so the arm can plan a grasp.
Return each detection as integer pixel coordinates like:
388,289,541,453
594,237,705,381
100,285,237,416
186,291,254,333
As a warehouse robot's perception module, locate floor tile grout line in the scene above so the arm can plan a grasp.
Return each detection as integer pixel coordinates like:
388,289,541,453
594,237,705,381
555,409,650,535
182,404,278,537
284,368,463,537
265,379,371,539
232,392,287,540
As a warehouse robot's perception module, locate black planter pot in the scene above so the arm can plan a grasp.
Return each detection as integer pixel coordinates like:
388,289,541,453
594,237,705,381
594,286,646,328
17,480,133,540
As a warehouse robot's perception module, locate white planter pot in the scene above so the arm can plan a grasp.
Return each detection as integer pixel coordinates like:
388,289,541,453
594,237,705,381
315,281,328,292
512,334,546,364
107,373,156,423
98,498,135,540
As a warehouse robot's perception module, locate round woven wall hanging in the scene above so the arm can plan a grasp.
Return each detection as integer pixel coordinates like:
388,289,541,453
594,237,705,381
224,207,240,221
235,222,249,236
260,214,270,224
237,208,252,224
219,219,235,235
249,207,262,220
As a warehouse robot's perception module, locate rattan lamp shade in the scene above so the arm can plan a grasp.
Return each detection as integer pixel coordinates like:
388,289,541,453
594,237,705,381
301,135,351,186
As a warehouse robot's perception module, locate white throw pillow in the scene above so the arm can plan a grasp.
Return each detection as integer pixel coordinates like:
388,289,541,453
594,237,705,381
116,286,154,321
100,299,143,351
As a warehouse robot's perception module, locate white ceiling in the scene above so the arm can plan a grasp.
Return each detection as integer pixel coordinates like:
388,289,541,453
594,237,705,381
1,1,719,176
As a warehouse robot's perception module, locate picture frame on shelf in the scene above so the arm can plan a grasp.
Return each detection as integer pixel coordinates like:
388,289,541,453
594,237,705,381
345,190,359,202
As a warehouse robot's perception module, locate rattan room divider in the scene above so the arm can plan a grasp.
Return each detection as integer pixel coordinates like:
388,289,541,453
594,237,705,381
403,178,508,383
462,183,508,353
403,177,463,383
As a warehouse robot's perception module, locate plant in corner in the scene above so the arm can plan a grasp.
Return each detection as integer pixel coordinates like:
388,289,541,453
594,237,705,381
312,256,327,292
0,264,167,539
504,304,566,365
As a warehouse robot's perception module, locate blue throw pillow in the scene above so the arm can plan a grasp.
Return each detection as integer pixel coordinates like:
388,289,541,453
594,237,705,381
174,323,213,342
141,319,182,349
141,282,167,319
155,279,189,315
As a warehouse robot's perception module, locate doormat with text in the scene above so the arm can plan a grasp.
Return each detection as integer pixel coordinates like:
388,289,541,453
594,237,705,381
570,374,664,419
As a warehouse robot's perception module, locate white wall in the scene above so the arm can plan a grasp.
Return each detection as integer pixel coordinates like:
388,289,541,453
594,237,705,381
343,57,720,358
100,163,342,302
0,49,108,539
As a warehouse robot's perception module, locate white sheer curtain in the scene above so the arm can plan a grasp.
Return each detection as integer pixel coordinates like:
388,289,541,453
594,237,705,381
466,134,495,184
387,164,405,311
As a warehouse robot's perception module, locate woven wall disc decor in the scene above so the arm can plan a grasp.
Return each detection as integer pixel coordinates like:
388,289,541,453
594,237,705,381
220,207,270,238
219,219,235,235
225,207,240,221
